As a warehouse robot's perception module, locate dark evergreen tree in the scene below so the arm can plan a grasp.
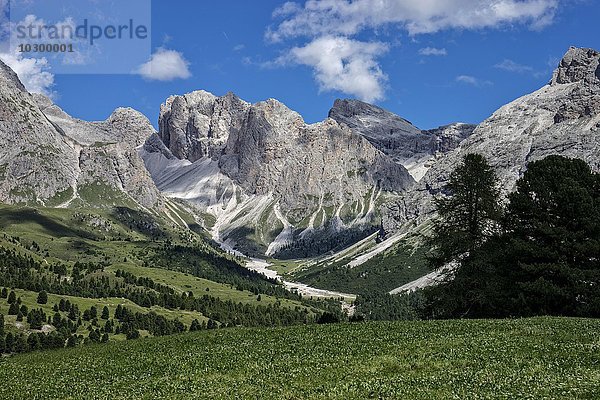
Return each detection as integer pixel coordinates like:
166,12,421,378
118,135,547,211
36,290,48,304
503,155,600,316
8,302,19,315
101,306,110,320
189,319,201,331
7,290,16,304
429,153,502,268
0,287,7,298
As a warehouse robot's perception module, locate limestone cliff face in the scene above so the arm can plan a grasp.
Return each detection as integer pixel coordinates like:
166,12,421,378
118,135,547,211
382,47,600,233
144,91,415,257
0,61,79,204
328,99,475,181
0,59,163,211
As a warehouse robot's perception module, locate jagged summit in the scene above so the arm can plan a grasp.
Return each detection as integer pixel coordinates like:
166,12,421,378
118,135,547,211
328,98,475,180
551,47,600,85
0,60,163,209
143,89,415,257
382,46,600,234
329,99,419,132
0,59,26,92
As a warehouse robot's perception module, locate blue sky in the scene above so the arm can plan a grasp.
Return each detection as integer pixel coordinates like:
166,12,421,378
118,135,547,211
2,0,600,129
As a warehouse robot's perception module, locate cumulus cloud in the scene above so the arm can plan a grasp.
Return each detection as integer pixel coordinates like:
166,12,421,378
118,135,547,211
136,48,191,81
267,0,557,101
0,52,55,96
456,75,492,87
277,36,388,102
267,0,559,41
419,47,447,56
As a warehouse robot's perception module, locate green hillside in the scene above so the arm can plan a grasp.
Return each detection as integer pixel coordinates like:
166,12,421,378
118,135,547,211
0,203,338,354
1,317,598,399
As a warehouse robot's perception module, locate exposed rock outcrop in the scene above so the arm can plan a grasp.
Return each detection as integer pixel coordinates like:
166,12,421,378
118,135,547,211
382,46,600,233
328,99,475,181
0,59,163,210
143,91,415,257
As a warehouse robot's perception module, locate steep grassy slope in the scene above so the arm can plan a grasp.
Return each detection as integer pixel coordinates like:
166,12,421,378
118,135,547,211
1,318,598,399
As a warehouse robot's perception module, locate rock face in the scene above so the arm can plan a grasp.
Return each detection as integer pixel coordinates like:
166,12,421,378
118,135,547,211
328,99,475,181
0,58,163,211
382,46,600,233
143,91,415,257
328,99,425,162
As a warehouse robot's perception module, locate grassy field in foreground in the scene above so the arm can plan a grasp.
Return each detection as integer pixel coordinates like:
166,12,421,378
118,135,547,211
1,317,599,399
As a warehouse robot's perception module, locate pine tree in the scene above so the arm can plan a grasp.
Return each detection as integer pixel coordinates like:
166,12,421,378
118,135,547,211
8,302,19,315
68,304,79,321
36,290,48,305
429,153,502,268
189,319,201,331
0,288,7,299
0,314,4,337
7,290,16,304
101,306,110,320
505,155,600,316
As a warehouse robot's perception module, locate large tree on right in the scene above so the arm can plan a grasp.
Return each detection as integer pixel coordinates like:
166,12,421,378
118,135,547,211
505,155,600,316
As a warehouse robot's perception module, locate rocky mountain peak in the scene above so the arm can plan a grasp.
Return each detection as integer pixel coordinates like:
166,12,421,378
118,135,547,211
0,59,27,92
329,99,420,136
107,107,156,147
551,47,600,85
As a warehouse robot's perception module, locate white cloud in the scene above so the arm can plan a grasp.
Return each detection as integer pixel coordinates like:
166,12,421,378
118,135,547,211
233,44,245,52
419,47,447,56
456,75,492,87
268,0,559,40
0,52,55,96
136,48,191,81
495,59,534,73
277,36,388,102
267,0,558,102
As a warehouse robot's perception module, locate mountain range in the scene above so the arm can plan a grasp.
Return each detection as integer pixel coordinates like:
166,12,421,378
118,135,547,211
0,46,598,294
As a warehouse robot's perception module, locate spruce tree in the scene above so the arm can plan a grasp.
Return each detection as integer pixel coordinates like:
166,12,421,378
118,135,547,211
505,155,600,316
429,153,502,268
36,290,48,305
101,306,110,320
7,290,16,304
8,302,19,315
189,319,201,331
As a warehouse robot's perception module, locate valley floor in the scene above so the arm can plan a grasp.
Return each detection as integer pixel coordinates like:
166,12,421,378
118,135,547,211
1,317,598,399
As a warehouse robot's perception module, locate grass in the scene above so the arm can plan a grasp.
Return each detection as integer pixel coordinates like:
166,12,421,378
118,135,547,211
106,263,310,312
292,243,431,295
0,203,306,308
1,317,599,399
